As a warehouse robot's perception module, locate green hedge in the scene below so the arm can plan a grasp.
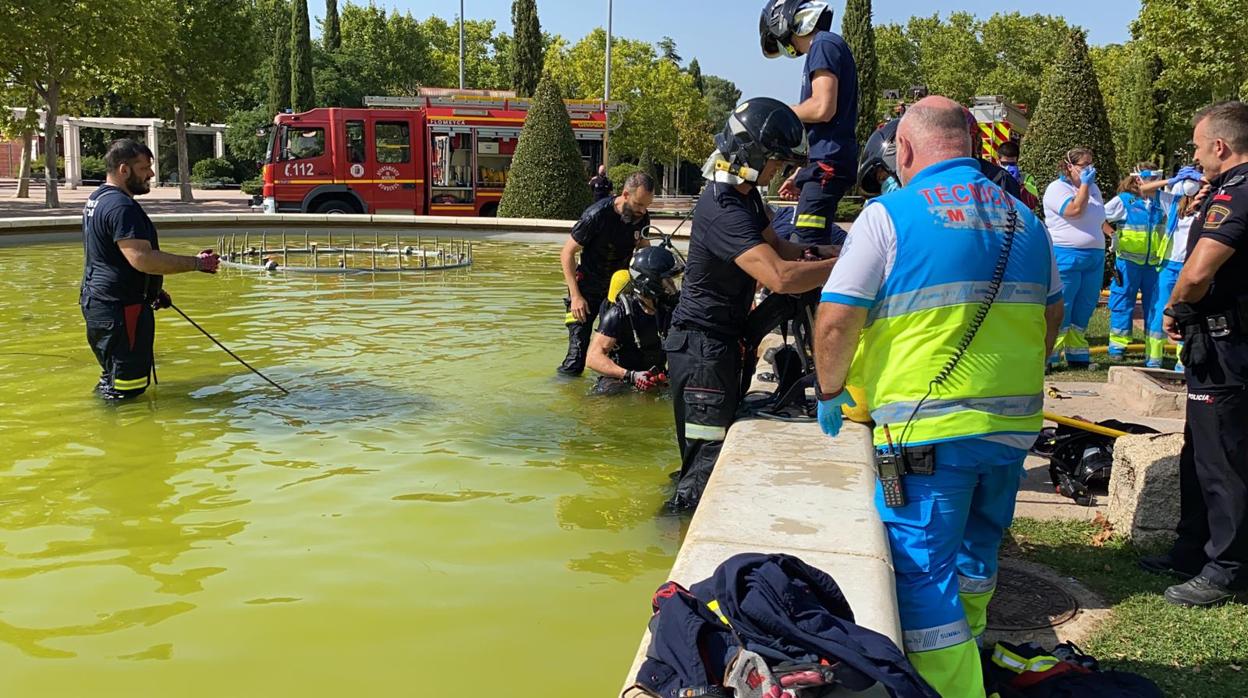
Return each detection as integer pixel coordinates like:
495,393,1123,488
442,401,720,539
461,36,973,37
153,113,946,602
80,156,107,182
191,157,236,183
498,75,593,219
241,178,264,195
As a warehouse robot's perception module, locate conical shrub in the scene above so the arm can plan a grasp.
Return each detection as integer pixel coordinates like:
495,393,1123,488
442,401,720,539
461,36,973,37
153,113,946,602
498,75,592,219
1018,29,1119,195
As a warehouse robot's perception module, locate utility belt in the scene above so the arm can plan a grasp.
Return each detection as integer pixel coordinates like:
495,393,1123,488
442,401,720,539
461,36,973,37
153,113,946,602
873,444,936,508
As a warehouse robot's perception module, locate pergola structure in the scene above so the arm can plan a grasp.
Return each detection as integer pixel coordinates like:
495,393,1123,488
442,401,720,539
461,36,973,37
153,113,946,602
8,108,226,188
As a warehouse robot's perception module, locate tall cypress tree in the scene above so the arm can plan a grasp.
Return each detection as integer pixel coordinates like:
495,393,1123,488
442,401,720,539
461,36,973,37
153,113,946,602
510,0,543,96
688,58,705,95
841,0,877,146
1124,48,1162,168
498,75,592,219
267,0,291,116
1018,29,1119,195
290,0,315,111
323,0,340,51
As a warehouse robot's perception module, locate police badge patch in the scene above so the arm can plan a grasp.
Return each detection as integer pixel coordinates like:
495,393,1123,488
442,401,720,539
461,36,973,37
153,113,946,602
1205,204,1232,229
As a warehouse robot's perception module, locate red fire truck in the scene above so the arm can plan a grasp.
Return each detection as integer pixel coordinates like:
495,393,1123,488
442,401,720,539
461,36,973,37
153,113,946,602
261,89,621,217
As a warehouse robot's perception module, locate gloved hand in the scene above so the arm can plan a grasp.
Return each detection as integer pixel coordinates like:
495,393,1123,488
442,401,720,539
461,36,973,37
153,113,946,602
1170,166,1203,184
196,249,220,274
626,369,660,391
1079,166,1097,186
816,390,856,438
151,289,172,310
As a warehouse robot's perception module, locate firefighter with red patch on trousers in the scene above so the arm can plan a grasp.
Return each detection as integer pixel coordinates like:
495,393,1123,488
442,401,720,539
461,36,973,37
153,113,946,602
1142,101,1248,608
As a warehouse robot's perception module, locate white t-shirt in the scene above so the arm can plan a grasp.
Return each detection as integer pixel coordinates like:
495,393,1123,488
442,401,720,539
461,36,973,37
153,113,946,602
1043,178,1106,250
822,203,1063,308
1168,215,1194,264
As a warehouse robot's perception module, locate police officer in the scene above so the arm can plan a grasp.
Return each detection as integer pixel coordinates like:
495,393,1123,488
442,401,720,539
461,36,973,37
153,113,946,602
589,165,614,202
585,246,682,395
667,98,837,510
1144,101,1248,607
81,139,220,400
557,172,654,376
760,0,858,247
814,97,1064,696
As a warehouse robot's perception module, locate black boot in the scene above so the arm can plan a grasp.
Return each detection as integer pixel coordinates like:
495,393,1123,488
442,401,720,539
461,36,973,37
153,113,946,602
1164,575,1237,607
1138,553,1203,580
557,324,587,376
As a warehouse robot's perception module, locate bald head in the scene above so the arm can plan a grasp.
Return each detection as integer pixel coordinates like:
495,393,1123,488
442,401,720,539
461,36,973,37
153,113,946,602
895,96,973,184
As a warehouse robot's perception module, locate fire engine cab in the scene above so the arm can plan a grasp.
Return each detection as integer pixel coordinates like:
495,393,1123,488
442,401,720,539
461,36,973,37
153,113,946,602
261,89,622,217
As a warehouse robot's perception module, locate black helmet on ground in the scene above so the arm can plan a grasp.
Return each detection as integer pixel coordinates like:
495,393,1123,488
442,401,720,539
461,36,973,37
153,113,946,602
857,118,901,196
629,246,682,307
713,98,809,183
759,0,833,58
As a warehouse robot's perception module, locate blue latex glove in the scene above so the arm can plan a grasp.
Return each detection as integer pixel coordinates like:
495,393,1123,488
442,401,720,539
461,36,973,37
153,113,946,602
1079,166,1097,186
1169,166,1202,184
816,391,856,438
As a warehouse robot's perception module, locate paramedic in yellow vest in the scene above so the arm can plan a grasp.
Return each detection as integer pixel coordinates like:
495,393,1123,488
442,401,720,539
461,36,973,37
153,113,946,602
811,96,1065,697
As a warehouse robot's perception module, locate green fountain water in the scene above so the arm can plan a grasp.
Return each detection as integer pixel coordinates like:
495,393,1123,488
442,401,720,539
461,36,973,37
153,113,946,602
0,237,680,696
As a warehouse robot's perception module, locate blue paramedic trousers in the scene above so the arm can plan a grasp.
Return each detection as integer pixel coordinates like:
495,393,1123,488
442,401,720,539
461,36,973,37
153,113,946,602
1108,258,1159,358
1051,247,1105,365
875,438,1027,696
1150,260,1184,370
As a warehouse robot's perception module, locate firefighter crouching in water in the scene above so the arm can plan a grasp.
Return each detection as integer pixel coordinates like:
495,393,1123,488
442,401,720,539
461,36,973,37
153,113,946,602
1147,101,1248,608
557,172,654,376
666,98,838,511
813,97,1064,696
586,246,683,395
81,139,221,400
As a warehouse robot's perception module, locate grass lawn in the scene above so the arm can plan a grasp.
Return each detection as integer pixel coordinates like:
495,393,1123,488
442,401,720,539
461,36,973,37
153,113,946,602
1006,518,1248,697
1047,305,1182,383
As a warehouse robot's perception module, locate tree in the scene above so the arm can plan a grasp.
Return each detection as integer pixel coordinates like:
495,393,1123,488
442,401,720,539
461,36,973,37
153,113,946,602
1090,42,1134,173
290,0,315,111
498,76,592,219
976,13,1070,113
323,0,341,51
267,0,292,116
1123,47,1164,167
909,13,991,105
0,85,40,199
422,16,507,90
658,36,681,65
841,0,878,146
225,107,274,169
510,0,542,96
129,0,256,202
702,74,740,132
0,0,143,208
1018,29,1119,195
687,58,705,95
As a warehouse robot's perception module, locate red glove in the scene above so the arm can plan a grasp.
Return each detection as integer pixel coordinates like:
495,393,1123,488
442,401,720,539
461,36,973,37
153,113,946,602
151,289,172,310
626,370,660,391
196,249,221,274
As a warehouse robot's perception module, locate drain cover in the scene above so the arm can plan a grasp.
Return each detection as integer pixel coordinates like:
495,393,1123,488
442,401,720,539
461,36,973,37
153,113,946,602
986,563,1079,631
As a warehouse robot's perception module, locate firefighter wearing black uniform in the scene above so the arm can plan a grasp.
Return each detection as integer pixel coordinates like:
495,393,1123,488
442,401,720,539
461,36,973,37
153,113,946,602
557,172,654,376
586,246,683,395
1143,101,1248,607
81,139,220,400
666,98,837,510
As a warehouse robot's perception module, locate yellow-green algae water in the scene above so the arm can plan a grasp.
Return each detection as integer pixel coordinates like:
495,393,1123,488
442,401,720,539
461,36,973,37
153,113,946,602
0,237,681,696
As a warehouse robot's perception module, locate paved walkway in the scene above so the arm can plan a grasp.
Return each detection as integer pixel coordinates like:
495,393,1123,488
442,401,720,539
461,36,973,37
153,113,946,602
0,181,253,217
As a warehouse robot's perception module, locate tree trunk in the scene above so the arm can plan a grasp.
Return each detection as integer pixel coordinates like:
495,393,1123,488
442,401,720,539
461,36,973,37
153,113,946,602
42,83,60,209
174,103,193,202
14,128,32,199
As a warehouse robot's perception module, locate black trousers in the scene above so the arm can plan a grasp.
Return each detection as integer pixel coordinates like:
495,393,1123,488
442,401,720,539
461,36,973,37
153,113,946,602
82,297,154,399
558,292,606,376
1172,388,1248,587
664,327,742,510
793,161,853,247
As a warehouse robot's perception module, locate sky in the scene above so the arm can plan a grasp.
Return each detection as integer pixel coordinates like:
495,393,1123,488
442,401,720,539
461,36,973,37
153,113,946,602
309,0,1141,102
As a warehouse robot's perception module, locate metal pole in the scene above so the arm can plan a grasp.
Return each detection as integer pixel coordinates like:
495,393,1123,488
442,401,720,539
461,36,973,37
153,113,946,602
458,0,465,90
603,0,613,168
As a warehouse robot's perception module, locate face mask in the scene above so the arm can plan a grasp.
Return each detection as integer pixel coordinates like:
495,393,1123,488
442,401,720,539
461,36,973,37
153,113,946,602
1003,163,1021,180
880,175,902,195
1180,179,1201,197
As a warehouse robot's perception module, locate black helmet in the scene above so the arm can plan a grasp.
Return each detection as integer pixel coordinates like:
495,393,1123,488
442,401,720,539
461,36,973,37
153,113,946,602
857,118,901,196
760,0,832,58
713,98,809,183
629,246,682,306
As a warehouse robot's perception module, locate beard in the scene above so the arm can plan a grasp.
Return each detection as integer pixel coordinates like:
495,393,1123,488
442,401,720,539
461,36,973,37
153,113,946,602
620,203,638,223
127,171,151,196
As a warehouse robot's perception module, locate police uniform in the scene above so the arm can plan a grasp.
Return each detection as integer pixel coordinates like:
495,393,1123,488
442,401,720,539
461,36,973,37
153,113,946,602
1167,162,1248,592
590,173,613,202
558,197,649,375
80,184,163,399
665,183,771,509
821,158,1062,696
592,294,670,395
792,30,858,246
